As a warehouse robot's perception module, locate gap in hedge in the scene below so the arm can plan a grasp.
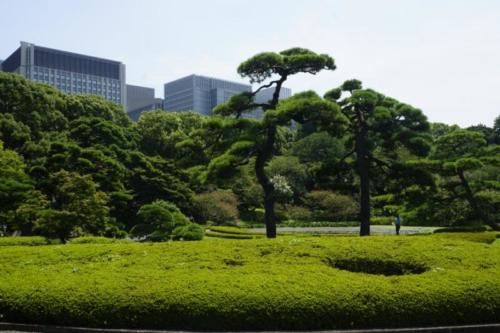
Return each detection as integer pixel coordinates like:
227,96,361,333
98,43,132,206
325,257,428,276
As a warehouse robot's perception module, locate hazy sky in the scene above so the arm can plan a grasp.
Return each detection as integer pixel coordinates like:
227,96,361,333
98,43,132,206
1,0,499,127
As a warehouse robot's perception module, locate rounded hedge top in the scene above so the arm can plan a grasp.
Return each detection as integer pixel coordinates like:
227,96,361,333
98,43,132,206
0,233,499,330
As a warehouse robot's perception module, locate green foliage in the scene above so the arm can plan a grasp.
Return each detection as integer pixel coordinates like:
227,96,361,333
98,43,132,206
324,80,432,235
291,131,344,164
429,129,500,230
266,155,309,199
304,191,359,222
193,190,239,225
0,72,67,139
0,73,193,238
0,141,34,231
285,205,313,221
63,94,130,126
212,48,343,238
0,236,49,246
207,226,257,235
136,111,207,167
493,115,500,144
68,236,132,244
431,231,499,244
205,230,255,239
172,224,205,241
370,216,394,225
272,91,348,131
131,200,189,241
33,170,110,242
433,226,488,233
0,235,499,330
237,48,335,84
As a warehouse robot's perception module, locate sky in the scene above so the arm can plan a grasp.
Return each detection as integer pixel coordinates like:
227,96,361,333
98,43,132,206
1,0,499,127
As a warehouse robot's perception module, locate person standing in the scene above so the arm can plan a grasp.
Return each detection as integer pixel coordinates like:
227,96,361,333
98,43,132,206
395,214,401,235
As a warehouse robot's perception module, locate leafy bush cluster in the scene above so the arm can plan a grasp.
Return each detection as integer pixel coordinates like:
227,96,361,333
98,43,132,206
193,190,239,225
0,73,209,242
0,234,498,330
0,236,49,246
68,237,132,244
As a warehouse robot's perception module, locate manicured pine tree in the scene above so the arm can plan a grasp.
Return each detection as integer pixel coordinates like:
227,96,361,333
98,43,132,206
325,80,431,235
210,48,348,238
432,129,500,230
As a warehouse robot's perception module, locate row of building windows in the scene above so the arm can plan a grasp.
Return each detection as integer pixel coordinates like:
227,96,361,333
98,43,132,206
31,77,121,103
33,67,120,87
31,77,120,90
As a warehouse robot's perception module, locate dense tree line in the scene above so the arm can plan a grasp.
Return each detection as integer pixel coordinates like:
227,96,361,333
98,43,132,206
0,48,499,240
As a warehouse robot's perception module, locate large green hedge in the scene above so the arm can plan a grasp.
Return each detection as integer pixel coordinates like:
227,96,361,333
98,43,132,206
0,236,50,246
0,234,499,330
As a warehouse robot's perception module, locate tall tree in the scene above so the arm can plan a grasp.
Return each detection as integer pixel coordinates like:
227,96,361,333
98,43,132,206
324,80,431,235
432,129,500,230
35,170,110,242
0,141,34,233
211,48,347,238
493,114,500,144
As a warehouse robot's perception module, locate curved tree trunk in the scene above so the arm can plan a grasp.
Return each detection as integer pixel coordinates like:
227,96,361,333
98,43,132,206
458,170,500,231
252,77,286,239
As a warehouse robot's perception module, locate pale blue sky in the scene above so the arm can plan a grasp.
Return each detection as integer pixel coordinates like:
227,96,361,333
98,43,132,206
1,0,499,127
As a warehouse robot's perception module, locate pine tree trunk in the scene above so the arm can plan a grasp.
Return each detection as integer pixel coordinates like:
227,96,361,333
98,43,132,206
357,126,370,236
458,170,500,231
264,190,277,238
255,127,278,238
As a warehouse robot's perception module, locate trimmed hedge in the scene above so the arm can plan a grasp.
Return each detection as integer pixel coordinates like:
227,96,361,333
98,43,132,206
172,224,205,241
68,237,132,244
0,234,499,330
205,230,255,239
432,231,499,244
208,226,260,235
0,236,50,246
434,225,488,233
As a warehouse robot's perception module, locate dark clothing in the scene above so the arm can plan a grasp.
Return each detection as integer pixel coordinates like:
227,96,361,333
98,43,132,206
395,215,401,235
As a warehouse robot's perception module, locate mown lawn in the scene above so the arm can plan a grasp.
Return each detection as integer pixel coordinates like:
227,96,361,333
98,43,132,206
0,232,499,330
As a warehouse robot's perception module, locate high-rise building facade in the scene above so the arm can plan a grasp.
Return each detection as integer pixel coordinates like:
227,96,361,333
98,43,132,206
127,84,155,112
126,84,164,121
164,74,251,115
1,42,126,106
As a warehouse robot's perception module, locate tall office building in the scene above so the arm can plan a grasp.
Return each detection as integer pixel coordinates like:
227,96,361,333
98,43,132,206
164,74,251,115
1,41,126,107
126,84,164,121
127,84,155,112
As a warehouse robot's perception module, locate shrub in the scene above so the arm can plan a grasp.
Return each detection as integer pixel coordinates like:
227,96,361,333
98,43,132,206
0,235,498,330
304,191,358,221
371,216,393,225
280,221,359,227
287,205,313,221
172,224,204,241
208,226,257,235
205,230,255,239
0,236,49,246
434,225,488,233
193,190,239,225
130,200,189,241
68,236,132,244
432,231,499,244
